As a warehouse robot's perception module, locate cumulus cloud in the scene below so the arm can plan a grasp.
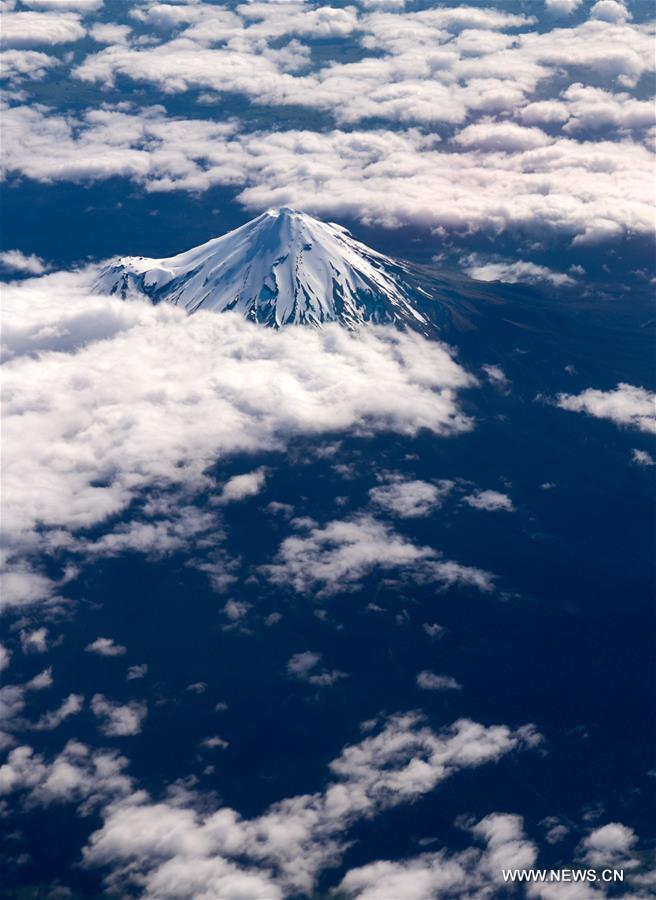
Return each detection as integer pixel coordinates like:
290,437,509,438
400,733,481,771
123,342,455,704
81,712,540,897
0,0,653,244
32,693,84,731
200,735,229,750
359,0,406,8
287,650,321,677
216,468,267,504
0,667,53,745
20,627,48,653
3,89,653,243
82,502,220,562
223,599,249,623
91,694,147,737
416,670,462,691
338,815,655,899
463,257,576,287
556,384,656,434
368,474,454,518
85,637,126,657
0,49,59,82
590,1,631,24
632,448,655,466
481,364,510,391
560,83,655,134
454,120,553,152
463,490,515,512
0,10,86,48
22,0,103,10
0,564,72,612
126,663,148,681
339,813,536,899
1,273,474,608
580,822,638,868
2,95,653,243
0,643,10,673
545,0,583,15
423,622,445,640
263,514,494,597
0,739,132,812
89,22,131,45
63,5,653,142
287,651,348,686
0,249,50,275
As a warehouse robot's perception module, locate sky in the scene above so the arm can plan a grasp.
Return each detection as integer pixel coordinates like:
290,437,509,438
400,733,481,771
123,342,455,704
1,1,656,899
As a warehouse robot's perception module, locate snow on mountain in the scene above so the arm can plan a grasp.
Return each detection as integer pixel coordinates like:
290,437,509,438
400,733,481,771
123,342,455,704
94,208,429,330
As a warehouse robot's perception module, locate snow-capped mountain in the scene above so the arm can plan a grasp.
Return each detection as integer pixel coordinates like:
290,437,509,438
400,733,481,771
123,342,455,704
94,208,429,329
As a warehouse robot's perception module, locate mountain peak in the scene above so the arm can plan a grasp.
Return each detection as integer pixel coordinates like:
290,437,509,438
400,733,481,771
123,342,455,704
95,208,429,330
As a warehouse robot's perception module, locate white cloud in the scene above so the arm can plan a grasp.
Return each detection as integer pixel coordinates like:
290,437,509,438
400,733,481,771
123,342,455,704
423,622,445,640
632,448,655,466
0,667,53,743
67,6,653,138
481,364,510,391
32,693,84,731
223,599,249,622
83,504,220,561
20,627,48,653
200,735,229,750
519,99,570,125
205,130,656,243
126,663,147,681
0,565,69,612
545,0,582,15
263,514,494,597
339,813,536,899
0,49,59,82
0,249,50,275
369,475,453,518
359,0,406,8
27,667,53,690
580,822,638,868
216,468,267,504
454,120,553,152
82,712,540,897
560,83,655,134
464,258,576,287
463,490,515,512
85,637,126,657
0,0,652,244
287,650,321,677
287,651,348,686
0,643,10,673
2,100,654,243
416,670,462,691
556,384,656,434
91,694,147,737
22,0,103,10
590,1,631,24
1,274,474,609
0,739,132,811
89,22,131,45
0,10,85,48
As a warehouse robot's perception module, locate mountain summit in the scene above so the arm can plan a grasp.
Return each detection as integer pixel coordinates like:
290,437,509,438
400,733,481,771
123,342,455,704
95,208,429,329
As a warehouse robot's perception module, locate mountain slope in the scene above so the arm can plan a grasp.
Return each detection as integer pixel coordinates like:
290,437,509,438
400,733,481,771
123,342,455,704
94,208,429,330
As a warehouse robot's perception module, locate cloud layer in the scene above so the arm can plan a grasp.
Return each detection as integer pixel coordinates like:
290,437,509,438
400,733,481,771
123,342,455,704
1,0,654,245
79,712,540,898
1,271,474,610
